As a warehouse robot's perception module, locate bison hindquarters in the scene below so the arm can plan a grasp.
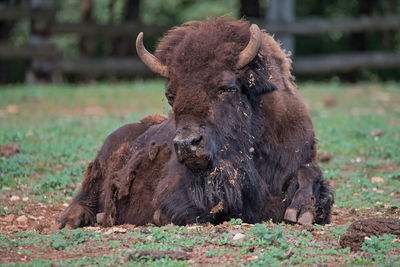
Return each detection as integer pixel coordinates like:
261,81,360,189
54,121,155,229
54,160,103,229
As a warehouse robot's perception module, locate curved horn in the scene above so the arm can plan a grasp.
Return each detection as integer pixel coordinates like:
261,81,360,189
136,32,169,78
236,24,262,69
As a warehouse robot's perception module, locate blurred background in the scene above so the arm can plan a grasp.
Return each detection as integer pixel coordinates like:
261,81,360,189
0,0,400,84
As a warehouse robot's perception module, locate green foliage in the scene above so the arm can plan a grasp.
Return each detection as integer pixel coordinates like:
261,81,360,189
388,170,400,180
32,174,73,195
361,234,400,263
109,240,121,249
126,254,188,267
1,231,45,248
0,229,101,252
49,228,100,250
59,256,120,266
322,168,341,180
229,218,243,225
296,0,400,82
0,82,167,200
251,246,287,267
250,224,287,248
205,248,226,257
4,258,54,267
315,223,351,241
141,0,238,25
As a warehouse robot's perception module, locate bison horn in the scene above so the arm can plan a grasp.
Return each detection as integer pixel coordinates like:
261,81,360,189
136,32,169,78
236,24,262,69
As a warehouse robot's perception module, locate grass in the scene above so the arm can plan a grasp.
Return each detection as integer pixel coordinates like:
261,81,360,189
0,81,399,265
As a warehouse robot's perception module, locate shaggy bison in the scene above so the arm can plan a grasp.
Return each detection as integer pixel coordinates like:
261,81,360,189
56,18,333,229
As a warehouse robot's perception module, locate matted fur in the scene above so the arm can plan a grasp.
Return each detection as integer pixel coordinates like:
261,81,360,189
56,18,333,228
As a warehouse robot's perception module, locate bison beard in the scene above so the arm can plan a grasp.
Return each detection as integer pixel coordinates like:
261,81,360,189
55,18,334,229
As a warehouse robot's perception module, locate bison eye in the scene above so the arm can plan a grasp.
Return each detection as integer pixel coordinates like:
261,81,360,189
165,92,175,106
217,87,237,96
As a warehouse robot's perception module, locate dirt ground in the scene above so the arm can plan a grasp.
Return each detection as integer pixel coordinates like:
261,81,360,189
1,194,399,265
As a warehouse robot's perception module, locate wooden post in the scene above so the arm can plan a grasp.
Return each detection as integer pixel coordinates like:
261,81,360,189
79,0,94,82
26,0,59,83
112,0,141,57
0,21,14,83
266,0,295,55
381,0,396,51
240,0,260,19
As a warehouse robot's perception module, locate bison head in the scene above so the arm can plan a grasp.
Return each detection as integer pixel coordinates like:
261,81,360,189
136,19,277,172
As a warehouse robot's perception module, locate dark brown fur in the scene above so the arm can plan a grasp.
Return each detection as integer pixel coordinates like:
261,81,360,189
57,18,333,228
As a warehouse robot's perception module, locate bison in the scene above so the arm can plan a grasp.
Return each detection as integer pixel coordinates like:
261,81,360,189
56,18,333,229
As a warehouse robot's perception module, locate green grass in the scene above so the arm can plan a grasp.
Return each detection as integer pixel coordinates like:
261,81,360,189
0,81,399,265
1,81,399,208
0,81,168,203
0,220,399,265
0,228,101,251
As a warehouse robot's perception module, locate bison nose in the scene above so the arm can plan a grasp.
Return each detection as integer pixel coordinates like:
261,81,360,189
173,133,210,169
173,135,202,155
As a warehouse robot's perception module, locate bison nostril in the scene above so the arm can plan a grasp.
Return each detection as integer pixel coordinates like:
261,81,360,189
173,135,203,158
174,135,202,148
174,142,180,152
190,135,202,146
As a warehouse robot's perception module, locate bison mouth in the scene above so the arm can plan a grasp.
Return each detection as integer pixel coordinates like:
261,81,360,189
173,133,211,170
178,153,211,170
175,144,211,170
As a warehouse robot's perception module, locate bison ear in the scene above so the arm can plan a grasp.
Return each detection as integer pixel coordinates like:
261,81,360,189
240,69,277,102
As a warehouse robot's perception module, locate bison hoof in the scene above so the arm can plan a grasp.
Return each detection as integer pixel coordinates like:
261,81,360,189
297,211,313,226
50,221,64,232
284,208,314,226
284,208,298,223
96,212,105,225
56,203,95,229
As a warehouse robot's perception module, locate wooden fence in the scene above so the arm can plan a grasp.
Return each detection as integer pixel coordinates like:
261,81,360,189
1,2,400,82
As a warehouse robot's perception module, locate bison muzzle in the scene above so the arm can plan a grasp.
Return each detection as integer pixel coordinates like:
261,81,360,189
55,18,334,229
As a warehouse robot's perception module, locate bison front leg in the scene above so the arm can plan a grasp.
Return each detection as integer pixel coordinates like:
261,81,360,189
284,163,333,225
54,159,104,229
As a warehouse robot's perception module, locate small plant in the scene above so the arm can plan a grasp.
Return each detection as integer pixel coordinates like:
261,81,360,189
217,232,229,245
388,170,400,180
229,218,243,225
0,205,11,216
250,224,287,248
205,248,225,257
109,240,121,249
251,246,287,267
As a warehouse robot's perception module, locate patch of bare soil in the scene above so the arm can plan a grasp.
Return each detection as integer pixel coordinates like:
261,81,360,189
340,218,400,251
0,198,64,234
330,206,400,226
372,164,400,172
343,163,400,173
0,142,20,157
